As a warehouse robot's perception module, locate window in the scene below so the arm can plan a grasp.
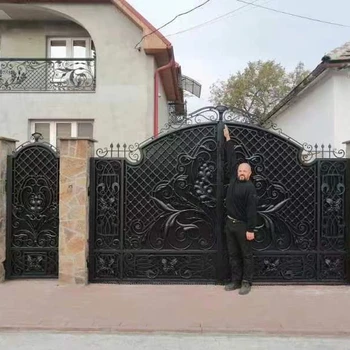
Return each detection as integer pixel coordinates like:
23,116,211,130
31,121,94,147
48,38,95,58
47,38,95,88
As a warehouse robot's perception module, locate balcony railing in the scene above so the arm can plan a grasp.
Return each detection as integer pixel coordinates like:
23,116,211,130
168,101,187,124
0,58,95,92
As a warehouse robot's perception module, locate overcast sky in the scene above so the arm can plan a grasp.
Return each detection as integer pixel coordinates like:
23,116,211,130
128,0,350,112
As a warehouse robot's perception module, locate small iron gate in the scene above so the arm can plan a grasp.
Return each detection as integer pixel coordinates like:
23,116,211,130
6,133,59,279
89,107,349,284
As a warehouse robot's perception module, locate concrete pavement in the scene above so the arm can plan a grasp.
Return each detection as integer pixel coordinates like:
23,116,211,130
0,280,349,336
1,332,350,350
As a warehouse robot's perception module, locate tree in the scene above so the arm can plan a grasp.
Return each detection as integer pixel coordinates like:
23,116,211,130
209,60,309,118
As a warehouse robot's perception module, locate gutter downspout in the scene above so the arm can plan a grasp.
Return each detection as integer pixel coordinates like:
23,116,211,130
154,46,175,137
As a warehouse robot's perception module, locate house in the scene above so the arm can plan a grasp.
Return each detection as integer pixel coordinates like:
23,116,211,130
264,42,350,151
0,0,200,147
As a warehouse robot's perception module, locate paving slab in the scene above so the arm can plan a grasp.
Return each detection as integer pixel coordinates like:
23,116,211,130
0,280,349,336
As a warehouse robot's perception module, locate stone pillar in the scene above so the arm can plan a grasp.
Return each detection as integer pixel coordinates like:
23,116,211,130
59,138,95,285
0,137,17,282
342,140,350,158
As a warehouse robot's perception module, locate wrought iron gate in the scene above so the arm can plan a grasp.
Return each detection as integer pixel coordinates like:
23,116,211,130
89,107,349,284
6,133,59,279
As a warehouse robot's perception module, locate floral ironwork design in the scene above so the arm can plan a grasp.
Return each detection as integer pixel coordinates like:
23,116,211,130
0,59,95,91
94,253,121,280
93,160,122,250
7,135,59,278
319,161,346,251
89,107,348,283
226,137,313,252
12,176,58,248
320,255,345,280
254,254,316,281
127,137,217,251
96,106,345,165
123,253,216,281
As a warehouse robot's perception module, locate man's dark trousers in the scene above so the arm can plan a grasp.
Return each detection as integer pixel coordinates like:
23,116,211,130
225,218,253,284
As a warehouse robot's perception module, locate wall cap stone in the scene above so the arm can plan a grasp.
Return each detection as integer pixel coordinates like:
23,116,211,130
0,137,18,142
59,137,97,142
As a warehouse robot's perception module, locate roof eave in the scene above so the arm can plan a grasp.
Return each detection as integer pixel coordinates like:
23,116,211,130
265,60,350,122
112,0,183,103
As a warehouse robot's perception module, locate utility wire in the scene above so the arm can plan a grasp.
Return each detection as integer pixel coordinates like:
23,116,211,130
165,0,262,37
237,0,350,28
134,0,211,49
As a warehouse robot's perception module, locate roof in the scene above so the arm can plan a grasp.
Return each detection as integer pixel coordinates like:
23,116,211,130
326,41,350,61
0,0,183,104
265,42,350,121
112,0,182,104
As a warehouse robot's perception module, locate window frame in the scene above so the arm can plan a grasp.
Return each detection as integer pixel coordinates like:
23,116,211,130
47,37,94,59
30,120,94,147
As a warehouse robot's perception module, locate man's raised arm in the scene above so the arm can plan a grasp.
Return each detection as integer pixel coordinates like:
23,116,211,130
223,125,236,177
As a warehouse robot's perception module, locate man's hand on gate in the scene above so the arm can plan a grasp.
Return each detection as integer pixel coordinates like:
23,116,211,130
246,231,255,241
223,124,230,141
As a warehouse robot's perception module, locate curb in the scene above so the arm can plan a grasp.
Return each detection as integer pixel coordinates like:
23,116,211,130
0,326,350,338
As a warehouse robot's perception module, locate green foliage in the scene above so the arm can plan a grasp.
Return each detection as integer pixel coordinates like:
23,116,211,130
210,60,309,117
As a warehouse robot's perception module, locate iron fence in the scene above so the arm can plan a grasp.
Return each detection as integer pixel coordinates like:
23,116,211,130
0,58,95,92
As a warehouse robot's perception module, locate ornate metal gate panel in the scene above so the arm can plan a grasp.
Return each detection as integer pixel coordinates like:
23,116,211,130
89,124,220,282
226,123,348,282
317,160,348,281
89,107,349,284
6,133,59,279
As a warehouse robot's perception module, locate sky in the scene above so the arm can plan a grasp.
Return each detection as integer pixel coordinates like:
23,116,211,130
128,0,350,112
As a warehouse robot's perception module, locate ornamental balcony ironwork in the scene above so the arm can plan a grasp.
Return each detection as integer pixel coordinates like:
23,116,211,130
0,58,96,92
168,101,187,124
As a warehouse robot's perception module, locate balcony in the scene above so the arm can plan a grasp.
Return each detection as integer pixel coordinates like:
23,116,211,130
0,59,96,92
168,101,188,124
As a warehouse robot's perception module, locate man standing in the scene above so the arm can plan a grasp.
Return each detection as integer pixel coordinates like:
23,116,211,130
223,125,257,295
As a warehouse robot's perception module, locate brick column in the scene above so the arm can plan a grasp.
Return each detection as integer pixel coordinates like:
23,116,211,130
0,137,17,282
59,138,95,285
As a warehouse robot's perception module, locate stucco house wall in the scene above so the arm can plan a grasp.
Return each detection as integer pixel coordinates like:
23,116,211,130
0,3,169,147
269,72,337,149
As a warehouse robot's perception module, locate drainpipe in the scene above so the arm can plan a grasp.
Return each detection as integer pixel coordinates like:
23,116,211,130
154,46,175,137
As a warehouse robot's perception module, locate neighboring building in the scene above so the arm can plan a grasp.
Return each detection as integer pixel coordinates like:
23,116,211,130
264,42,350,151
0,0,200,147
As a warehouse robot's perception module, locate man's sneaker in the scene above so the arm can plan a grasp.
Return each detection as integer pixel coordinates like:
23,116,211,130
239,281,251,295
224,281,241,291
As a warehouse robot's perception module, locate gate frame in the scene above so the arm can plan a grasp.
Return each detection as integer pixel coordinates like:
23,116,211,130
346,158,350,283
5,133,60,280
88,106,350,284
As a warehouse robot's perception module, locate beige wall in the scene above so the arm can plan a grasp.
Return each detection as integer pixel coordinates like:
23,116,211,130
154,61,170,133
0,21,89,57
0,3,170,147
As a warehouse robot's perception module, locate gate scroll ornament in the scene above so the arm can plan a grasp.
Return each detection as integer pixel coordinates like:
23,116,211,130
6,133,59,279
89,106,348,284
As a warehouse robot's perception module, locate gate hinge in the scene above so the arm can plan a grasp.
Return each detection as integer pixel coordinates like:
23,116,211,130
87,186,90,197
4,179,7,193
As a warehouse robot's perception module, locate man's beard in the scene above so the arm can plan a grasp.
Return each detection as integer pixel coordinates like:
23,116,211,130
238,175,247,182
